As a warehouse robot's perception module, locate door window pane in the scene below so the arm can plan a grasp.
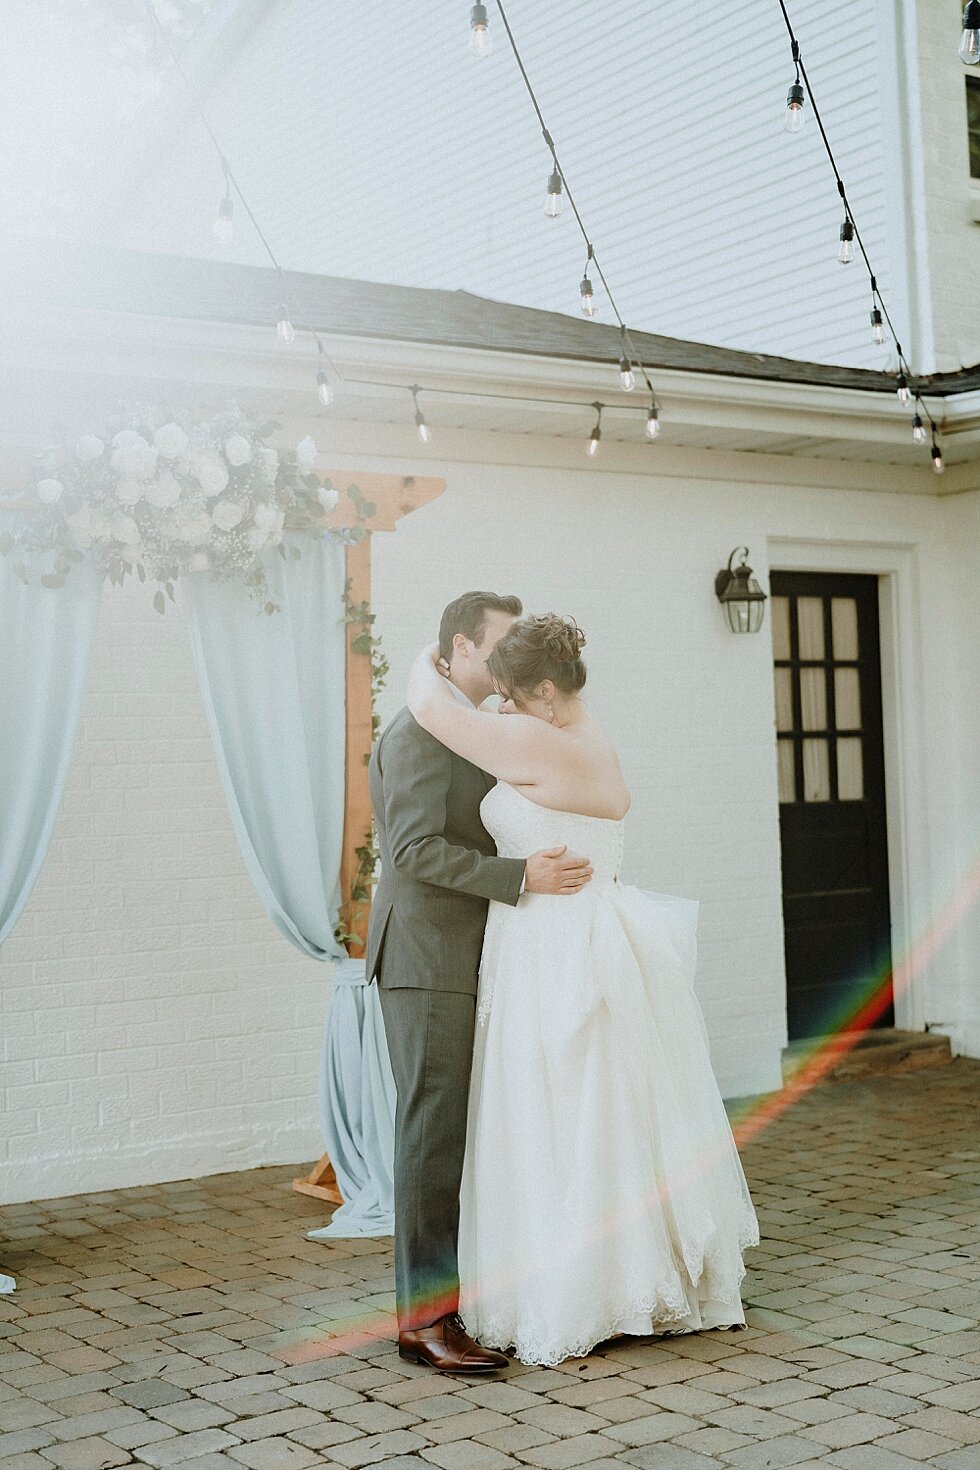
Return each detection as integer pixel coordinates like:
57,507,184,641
771,596,790,660
834,667,862,729
777,739,796,802
797,597,825,659
831,597,859,660
837,737,864,800
800,667,827,731
774,667,793,731
802,738,830,801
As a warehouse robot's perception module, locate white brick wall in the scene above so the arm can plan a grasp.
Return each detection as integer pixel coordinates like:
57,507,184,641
0,575,331,1204
1,427,974,1203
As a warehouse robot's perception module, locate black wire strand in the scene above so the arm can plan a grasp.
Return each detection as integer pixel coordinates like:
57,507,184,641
492,0,660,408
774,0,940,444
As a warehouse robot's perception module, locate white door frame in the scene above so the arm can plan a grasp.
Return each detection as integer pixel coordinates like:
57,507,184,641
766,536,934,1033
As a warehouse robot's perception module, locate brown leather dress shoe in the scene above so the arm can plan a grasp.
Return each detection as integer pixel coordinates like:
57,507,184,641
398,1311,509,1373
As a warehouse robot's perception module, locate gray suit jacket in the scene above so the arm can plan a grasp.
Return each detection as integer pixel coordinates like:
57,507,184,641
365,706,525,993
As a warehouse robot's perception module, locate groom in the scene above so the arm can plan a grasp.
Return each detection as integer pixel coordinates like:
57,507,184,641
367,591,593,1372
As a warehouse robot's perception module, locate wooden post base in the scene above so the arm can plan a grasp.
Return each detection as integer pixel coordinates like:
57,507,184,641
292,1153,344,1205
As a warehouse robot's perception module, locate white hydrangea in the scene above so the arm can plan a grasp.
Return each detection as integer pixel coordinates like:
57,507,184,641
115,479,144,506
211,499,245,531
154,422,189,459
112,438,158,480
224,434,252,467
144,471,182,509
36,478,65,503
76,435,104,462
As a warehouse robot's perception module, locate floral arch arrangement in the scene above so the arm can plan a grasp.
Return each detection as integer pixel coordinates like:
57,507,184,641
0,402,353,614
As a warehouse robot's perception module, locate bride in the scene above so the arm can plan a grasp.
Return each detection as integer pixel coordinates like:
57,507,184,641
406,612,759,1367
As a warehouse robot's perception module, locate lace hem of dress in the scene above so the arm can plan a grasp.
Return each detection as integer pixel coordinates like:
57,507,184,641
472,1273,742,1368
469,1202,760,1368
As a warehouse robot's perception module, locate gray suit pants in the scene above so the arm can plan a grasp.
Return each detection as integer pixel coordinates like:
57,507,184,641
377,984,477,1332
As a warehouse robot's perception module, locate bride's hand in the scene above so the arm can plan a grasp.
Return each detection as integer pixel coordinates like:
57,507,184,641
408,642,450,718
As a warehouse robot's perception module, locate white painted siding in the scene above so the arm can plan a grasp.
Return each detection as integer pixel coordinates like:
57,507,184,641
114,0,910,369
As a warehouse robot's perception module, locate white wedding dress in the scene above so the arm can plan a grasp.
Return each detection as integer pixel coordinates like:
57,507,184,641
457,781,760,1367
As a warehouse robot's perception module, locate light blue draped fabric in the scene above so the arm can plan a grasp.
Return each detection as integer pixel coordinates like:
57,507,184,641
0,558,102,946
184,532,396,1236
307,956,396,1239
183,534,347,961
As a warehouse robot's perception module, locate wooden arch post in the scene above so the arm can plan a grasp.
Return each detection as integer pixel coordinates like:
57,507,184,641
291,471,445,1206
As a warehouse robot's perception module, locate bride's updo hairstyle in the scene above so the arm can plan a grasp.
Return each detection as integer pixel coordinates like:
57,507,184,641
487,613,588,700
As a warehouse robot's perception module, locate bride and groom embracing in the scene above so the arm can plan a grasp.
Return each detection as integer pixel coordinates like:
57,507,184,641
366,591,759,1371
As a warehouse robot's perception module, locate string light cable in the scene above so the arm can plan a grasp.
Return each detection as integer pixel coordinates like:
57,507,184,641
487,0,663,430
775,0,944,469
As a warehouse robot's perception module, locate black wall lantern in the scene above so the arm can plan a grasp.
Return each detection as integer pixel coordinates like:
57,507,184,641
714,546,768,633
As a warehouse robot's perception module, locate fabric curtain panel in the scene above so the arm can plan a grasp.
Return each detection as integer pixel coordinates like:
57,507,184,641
308,956,396,1239
184,533,348,961
0,559,102,946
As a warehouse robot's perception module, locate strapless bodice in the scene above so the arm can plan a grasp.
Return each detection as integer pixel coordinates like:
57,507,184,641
480,781,625,884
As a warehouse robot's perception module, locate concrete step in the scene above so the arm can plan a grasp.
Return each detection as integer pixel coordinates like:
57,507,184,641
782,1027,953,1084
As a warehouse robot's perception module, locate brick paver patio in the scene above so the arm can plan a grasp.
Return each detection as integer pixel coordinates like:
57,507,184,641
2,1058,978,1470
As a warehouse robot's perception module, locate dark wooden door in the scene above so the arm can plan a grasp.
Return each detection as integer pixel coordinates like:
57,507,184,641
771,572,893,1040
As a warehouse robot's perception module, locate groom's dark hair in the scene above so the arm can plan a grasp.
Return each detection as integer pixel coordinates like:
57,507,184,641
439,591,523,661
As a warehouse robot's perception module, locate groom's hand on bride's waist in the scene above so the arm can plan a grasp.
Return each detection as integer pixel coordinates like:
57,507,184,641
524,846,593,896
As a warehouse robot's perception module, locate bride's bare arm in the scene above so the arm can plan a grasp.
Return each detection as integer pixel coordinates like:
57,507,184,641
407,643,561,784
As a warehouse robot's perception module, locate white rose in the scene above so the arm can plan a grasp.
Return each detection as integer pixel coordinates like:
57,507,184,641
316,485,339,511
115,478,144,506
246,525,267,553
252,502,280,535
256,446,278,484
224,434,252,467
154,422,189,459
188,551,210,572
211,499,245,531
144,470,182,509
76,435,104,462
195,452,229,498
111,514,140,545
112,439,158,480
295,435,317,471
36,477,65,503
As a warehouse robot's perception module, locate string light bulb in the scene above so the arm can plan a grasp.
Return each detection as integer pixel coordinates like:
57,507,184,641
213,191,233,242
646,403,661,441
545,168,563,218
587,403,602,457
837,218,855,264
316,369,334,407
276,304,294,345
580,274,597,317
784,81,805,132
911,412,927,444
931,440,944,474
870,307,885,346
960,1,980,64
618,333,635,391
469,3,492,57
411,386,431,444
896,371,910,405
